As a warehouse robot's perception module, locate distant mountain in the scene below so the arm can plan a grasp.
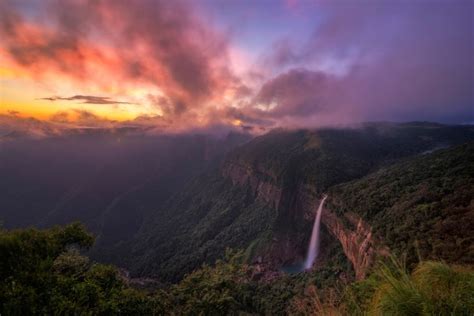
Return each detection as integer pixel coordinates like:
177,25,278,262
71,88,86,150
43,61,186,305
0,131,250,260
0,114,157,141
2,121,473,283
121,122,474,281
0,115,65,140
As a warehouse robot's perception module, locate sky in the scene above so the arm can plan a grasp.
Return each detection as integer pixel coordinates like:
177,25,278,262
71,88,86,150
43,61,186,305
0,0,473,133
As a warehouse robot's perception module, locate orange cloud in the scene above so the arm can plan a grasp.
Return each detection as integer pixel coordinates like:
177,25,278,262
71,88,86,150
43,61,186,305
0,0,255,132
0,1,260,129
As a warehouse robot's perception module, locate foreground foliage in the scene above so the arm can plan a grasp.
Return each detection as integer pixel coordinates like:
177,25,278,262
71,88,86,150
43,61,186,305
344,260,474,315
369,261,473,315
0,223,169,315
1,224,473,315
2,141,474,314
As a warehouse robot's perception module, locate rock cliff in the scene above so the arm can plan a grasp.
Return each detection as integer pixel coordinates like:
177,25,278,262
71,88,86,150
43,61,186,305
221,161,282,208
321,210,388,279
222,161,387,279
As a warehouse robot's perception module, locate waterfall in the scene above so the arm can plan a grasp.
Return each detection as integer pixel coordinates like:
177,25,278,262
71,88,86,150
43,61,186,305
304,195,327,270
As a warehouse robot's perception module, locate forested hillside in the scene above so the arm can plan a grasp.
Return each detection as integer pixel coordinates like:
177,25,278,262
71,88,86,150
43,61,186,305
327,142,474,267
123,123,474,282
1,223,472,315
2,0,472,313
0,132,248,263
1,125,473,314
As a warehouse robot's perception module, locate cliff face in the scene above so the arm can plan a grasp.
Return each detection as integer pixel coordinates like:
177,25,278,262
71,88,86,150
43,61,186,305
321,210,388,280
221,161,386,279
126,125,472,281
222,161,282,209
222,161,320,218
222,161,316,265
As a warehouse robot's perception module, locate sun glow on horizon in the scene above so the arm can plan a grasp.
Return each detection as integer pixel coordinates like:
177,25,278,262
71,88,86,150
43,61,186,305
0,0,472,130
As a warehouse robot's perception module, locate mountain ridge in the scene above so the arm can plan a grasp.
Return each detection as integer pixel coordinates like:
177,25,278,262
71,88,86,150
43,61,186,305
122,123,474,281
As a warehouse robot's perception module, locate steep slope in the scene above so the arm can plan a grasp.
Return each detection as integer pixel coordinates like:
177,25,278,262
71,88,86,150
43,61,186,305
320,210,387,280
126,172,276,280
0,132,249,263
326,142,474,269
127,123,474,281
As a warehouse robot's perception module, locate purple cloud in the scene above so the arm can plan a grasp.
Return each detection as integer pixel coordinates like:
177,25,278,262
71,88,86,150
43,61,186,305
41,95,133,105
256,1,473,126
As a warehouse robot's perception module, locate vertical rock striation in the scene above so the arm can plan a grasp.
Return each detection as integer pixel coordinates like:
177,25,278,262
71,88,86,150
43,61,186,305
221,161,388,279
321,211,387,280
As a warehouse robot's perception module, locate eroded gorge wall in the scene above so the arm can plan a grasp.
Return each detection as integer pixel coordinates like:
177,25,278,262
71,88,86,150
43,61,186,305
222,160,386,279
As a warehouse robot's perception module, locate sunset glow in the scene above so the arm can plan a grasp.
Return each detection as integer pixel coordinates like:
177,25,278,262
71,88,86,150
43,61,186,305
1,2,474,313
1,0,472,132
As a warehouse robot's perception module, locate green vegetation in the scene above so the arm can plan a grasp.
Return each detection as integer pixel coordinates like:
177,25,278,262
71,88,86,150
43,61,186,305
0,223,170,315
124,124,474,282
227,123,474,189
367,261,474,315
2,224,473,315
2,124,473,314
0,224,280,315
328,142,474,266
126,172,278,282
289,259,474,315
169,250,257,315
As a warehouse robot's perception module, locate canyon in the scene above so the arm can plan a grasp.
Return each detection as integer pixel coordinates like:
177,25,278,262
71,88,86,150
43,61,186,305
222,160,385,280
4,123,472,284
321,210,389,280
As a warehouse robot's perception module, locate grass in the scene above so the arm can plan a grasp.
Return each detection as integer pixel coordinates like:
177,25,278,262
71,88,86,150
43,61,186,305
367,260,474,315
292,258,474,315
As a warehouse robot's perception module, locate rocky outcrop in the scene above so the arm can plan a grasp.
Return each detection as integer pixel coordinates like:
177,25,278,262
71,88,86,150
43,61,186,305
321,211,387,280
222,161,319,217
118,268,163,290
222,161,316,265
222,161,387,280
222,161,282,208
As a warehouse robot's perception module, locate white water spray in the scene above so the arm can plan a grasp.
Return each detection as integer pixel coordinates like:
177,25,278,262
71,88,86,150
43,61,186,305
304,195,327,270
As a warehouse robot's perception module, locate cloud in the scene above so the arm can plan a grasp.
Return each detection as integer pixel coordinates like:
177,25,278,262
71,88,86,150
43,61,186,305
6,110,20,116
0,0,243,124
256,1,474,126
47,109,116,128
49,111,70,123
0,0,472,132
254,69,334,117
0,114,66,138
40,95,133,105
